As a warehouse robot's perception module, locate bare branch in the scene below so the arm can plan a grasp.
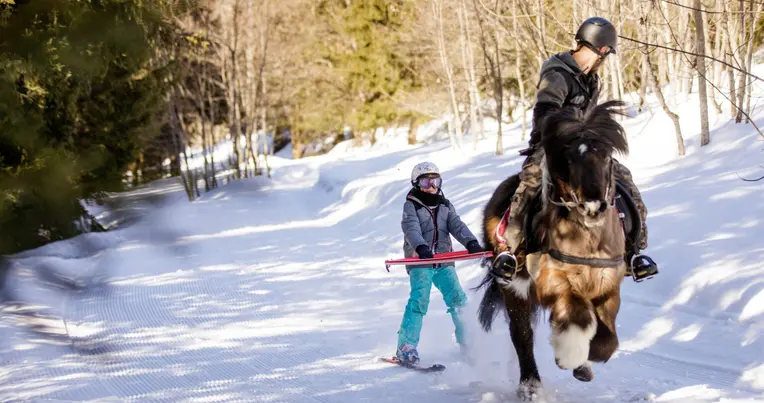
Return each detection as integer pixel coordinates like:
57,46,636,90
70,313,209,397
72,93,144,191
657,0,759,14
618,35,764,84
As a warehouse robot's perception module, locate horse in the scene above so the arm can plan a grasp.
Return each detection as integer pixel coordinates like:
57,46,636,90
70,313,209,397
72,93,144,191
477,100,634,400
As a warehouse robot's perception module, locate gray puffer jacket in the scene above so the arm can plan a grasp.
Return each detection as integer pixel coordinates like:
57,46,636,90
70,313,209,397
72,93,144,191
401,189,478,270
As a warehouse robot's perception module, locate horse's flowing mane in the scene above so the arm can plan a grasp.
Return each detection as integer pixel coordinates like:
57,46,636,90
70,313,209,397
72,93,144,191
540,100,630,157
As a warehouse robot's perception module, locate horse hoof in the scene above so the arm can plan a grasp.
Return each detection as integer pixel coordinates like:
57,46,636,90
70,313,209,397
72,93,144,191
573,363,594,382
516,379,542,401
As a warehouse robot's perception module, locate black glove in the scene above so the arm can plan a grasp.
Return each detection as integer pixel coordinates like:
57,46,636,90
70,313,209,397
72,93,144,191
466,240,483,254
416,245,434,259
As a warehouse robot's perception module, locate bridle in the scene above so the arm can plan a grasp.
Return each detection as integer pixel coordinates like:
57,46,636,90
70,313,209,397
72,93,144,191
549,158,617,214
544,158,624,268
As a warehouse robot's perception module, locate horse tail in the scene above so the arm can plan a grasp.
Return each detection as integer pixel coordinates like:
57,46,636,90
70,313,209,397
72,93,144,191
473,271,503,332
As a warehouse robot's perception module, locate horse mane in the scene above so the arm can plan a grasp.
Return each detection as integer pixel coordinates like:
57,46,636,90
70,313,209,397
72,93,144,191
539,100,629,157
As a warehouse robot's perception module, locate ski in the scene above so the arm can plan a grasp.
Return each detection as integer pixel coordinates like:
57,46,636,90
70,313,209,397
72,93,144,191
379,357,446,372
384,251,493,271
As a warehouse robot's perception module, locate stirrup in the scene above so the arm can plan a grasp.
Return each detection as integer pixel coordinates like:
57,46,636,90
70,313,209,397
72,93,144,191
630,254,658,283
491,251,518,281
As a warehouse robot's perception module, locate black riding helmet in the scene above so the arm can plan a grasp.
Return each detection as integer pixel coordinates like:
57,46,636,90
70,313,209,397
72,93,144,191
575,17,617,56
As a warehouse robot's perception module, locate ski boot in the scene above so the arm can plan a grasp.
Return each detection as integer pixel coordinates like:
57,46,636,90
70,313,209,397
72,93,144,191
396,344,420,365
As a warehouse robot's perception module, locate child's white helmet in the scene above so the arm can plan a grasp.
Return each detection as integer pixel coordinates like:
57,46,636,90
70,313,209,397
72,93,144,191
411,162,440,183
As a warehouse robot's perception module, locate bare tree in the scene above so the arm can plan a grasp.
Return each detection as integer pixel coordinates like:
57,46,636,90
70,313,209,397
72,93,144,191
512,0,528,141
433,0,463,149
639,2,686,156
473,0,504,155
458,0,483,150
744,1,763,122
694,0,710,146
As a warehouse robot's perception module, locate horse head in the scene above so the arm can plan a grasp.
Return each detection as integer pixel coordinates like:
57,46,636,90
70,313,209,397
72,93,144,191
539,100,629,227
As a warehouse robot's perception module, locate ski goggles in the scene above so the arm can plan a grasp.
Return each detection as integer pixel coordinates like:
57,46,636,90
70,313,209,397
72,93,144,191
417,176,442,189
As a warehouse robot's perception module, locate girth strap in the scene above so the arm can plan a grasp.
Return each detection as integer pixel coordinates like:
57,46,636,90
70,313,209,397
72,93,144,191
547,249,624,268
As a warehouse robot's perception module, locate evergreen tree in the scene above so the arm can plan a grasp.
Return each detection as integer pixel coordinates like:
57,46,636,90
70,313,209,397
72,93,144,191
0,0,171,254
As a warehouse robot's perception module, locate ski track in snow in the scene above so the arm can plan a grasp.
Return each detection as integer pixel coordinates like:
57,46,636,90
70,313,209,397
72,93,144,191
3,90,764,402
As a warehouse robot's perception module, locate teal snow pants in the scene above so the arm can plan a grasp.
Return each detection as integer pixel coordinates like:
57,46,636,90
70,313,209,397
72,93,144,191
396,265,468,348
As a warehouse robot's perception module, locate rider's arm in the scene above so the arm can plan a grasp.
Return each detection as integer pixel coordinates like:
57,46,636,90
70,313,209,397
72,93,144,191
529,71,570,148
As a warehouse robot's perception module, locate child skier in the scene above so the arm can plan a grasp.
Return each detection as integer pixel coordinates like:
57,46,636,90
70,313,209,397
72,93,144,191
395,161,483,365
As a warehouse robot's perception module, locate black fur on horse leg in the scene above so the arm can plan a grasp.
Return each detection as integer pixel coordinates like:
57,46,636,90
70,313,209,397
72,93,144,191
475,271,542,399
589,292,621,363
503,277,543,399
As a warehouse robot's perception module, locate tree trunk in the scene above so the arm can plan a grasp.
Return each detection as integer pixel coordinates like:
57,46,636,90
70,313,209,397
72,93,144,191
177,113,198,198
682,14,694,98
661,0,674,102
494,26,503,156
207,83,218,189
408,115,419,145
735,0,746,122
292,138,305,159
642,18,685,156
723,1,738,118
457,1,478,150
513,0,527,140
639,47,649,111
536,0,547,60
168,96,194,201
460,0,481,150
744,2,762,122
198,69,211,192
572,0,579,31
648,53,685,156
261,71,271,178
615,0,626,102
229,0,243,179
694,0,710,146
228,51,243,179
705,10,721,114
433,0,463,149
713,2,724,90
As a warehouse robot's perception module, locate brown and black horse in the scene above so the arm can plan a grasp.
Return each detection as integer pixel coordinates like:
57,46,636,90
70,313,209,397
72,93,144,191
477,100,631,400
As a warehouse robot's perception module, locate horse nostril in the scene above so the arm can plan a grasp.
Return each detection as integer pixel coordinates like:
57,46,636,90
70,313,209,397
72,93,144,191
583,201,601,215
599,201,607,213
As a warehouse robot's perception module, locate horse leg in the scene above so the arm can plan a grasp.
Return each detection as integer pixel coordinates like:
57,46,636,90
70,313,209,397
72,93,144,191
547,290,597,372
589,291,621,363
502,274,542,400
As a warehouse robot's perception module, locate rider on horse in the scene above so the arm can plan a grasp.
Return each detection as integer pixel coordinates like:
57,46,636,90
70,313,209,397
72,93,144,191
501,16,658,280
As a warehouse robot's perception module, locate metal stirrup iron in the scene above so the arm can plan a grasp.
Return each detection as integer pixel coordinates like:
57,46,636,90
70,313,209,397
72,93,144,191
491,251,518,280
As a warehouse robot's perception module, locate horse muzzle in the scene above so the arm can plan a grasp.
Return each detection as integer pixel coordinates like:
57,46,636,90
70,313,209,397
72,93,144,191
578,200,610,227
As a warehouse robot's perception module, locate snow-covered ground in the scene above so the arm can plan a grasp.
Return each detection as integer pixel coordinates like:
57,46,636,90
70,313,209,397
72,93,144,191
2,81,764,402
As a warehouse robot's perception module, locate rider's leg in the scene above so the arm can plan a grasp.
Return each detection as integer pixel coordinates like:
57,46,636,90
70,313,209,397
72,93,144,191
495,151,544,277
613,160,658,281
